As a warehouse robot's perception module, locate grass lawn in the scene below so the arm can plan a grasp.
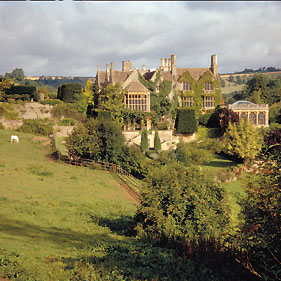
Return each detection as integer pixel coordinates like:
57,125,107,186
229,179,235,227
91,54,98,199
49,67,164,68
0,129,253,280
202,154,245,228
202,153,239,173
0,129,137,280
224,179,247,228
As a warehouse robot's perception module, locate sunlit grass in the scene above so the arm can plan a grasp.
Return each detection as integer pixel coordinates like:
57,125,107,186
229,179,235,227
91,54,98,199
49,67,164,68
0,129,137,279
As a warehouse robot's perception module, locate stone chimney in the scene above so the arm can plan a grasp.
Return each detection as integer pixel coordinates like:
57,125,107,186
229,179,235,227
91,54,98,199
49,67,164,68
161,58,164,68
211,54,218,75
106,63,110,82
110,62,114,83
96,64,100,85
171,54,177,88
142,64,146,72
122,61,132,71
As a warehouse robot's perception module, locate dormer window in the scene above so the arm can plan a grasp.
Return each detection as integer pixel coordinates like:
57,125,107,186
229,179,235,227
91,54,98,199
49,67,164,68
205,82,213,90
183,82,191,91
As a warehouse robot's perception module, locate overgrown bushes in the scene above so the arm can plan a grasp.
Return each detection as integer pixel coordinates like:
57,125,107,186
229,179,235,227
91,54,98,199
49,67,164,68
135,163,230,244
51,103,85,122
18,119,53,136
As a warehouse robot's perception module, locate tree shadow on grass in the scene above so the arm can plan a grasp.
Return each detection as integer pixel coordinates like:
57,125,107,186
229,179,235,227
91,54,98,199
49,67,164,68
89,214,136,236
205,154,241,169
61,240,262,281
0,214,113,250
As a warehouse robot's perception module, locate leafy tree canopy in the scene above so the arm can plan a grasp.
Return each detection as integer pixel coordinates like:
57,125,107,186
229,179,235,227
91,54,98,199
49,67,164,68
5,68,25,81
135,163,230,244
223,120,263,163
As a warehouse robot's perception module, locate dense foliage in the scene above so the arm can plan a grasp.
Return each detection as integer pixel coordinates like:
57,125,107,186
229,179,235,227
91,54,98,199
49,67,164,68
237,159,281,281
65,118,125,163
241,74,281,105
18,119,53,136
51,103,85,122
207,106,239,136
175,109,197,133
3,85,37,101
57,83,83,103
223,120,263,163
5,68,25,81
262,127,281,162
135,163,230,244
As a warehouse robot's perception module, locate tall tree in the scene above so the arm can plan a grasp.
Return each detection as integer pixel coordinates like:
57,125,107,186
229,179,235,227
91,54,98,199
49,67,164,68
141,130,149,152
154,131,161,152
5,68,25,81
84,79,94,104
223,120,263,163
98,83,125,123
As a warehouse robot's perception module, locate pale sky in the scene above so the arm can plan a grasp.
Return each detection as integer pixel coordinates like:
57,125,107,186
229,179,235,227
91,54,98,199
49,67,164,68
0,1,280,76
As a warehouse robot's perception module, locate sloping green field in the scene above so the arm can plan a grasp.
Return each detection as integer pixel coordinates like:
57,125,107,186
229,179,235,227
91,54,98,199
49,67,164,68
0,129,137,280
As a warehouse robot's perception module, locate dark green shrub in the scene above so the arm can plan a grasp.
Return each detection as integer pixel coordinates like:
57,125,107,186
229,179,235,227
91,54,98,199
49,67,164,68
198,109,215,126
154,131,161,152
175,109,197,133
57,83,82,103
4,85,37,101
141,130,149,152
0,122,4,129
18,119,53,136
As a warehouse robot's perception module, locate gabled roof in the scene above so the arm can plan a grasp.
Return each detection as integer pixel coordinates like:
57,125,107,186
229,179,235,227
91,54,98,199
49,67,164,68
177,68,213,80
143,71,155,81
126,81,150,92
112,70,132,84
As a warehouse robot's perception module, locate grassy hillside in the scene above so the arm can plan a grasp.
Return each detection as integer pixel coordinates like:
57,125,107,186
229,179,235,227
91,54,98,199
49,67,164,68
0,129,254,280
0,129,137,280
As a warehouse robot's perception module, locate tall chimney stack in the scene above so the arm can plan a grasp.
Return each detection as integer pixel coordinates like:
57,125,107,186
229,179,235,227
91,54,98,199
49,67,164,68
211,54,218,75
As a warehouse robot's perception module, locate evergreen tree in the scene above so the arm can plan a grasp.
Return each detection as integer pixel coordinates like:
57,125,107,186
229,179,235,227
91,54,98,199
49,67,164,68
141,130,149,152
154,131,161,152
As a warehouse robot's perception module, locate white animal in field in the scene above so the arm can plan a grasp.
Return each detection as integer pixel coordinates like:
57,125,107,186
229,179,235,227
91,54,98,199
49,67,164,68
10,135,19,143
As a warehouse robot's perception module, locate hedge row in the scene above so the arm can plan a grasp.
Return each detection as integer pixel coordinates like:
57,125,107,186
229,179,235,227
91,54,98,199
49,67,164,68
175,108,197,133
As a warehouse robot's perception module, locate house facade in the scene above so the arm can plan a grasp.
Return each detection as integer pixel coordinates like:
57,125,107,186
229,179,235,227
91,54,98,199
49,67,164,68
95,54,222,115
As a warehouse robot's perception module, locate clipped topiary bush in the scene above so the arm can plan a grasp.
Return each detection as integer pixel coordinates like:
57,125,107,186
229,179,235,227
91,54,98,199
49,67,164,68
175,108,197,133
57,83,82,103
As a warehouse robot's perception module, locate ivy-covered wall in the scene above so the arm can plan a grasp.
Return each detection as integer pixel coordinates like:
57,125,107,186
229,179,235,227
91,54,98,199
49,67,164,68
177,71,222,116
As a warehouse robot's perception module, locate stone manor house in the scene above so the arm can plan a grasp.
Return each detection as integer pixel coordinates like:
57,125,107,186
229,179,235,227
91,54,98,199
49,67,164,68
95,54,222,115
94,54,268,149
